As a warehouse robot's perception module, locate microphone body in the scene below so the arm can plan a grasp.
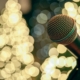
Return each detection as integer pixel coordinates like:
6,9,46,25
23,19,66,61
66,35,80,58
47,14,80,58
47,14,80,80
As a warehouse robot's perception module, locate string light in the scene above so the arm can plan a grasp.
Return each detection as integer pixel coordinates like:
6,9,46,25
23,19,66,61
0,47,12,62
76,15,80,24
40,46,77,80
64,2,74,11
0,34,8,48
51,69,61,79
56,56,66,68
58,73,67,80
33,62,41,69
78,6,80,14
57,44,67,54
73,0,80,2
21,69,31,79
62,8,68,15
0,61,5,68
65,57,74,67
6,0,21,12
11,58,21,69
49,47,59,57
73,2,78,10
4,62,15,74
25,65,39,77
67,9,77,19
22,53,34,65
41,74,52,80
1,69,11,78
0,0,40,80
8,12,22,25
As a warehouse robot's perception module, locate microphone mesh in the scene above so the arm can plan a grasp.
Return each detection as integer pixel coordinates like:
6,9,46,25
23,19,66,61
47,14,77,45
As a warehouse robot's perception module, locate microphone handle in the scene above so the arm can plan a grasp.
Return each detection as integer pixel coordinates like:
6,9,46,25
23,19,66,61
66,35,80,80
66,35,80,59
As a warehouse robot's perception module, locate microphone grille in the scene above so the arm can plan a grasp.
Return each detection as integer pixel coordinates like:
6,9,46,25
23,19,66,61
47,14,77,45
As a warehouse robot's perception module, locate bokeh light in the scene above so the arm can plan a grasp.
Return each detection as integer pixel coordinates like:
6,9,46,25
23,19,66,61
0,0,40,80
57,44,67,54
0,0,79,80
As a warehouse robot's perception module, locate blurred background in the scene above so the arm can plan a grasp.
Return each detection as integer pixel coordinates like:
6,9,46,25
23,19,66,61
0,0,80,80
23,0,78,80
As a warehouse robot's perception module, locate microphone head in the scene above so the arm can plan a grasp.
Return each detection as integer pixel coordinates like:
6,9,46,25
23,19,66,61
47,14,77,45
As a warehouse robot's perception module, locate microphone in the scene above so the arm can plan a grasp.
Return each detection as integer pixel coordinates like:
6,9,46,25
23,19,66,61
47,14,80,58
47,14,80,80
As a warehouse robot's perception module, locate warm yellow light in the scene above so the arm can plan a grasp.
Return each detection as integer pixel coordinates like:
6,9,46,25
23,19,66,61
8,12,22,24
33,62,41,69
29,45,34,53
28,36,34,44
12,72,27,80
56,56,66,68
22,54,34,65
67,9,77,19
0,61,5,68
6,0,21,12
0,47,12,62
3,24,12,34
25,65,39,77
40,60,48,72
41,74,52,80
73,0,80,2
43,65,55,74
65,57,74,67
12,42,30,56
62,8,68,15
49,47,59,57
58,74,67,80
57,44,67,54
48,55,58,67
0,0,40,79
78,6,80,14
6,0,17,9
64,2,74,11
76,15,80,24
21,69,30,79
67,70,72,78
1,69,11,78
14,21,29,35
5,62,15,74
71,57,77,69
5,77,12,80
0,34,7,48
72,2,78,10
1,11,8,22
51,69,61,79
12,59,21,69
